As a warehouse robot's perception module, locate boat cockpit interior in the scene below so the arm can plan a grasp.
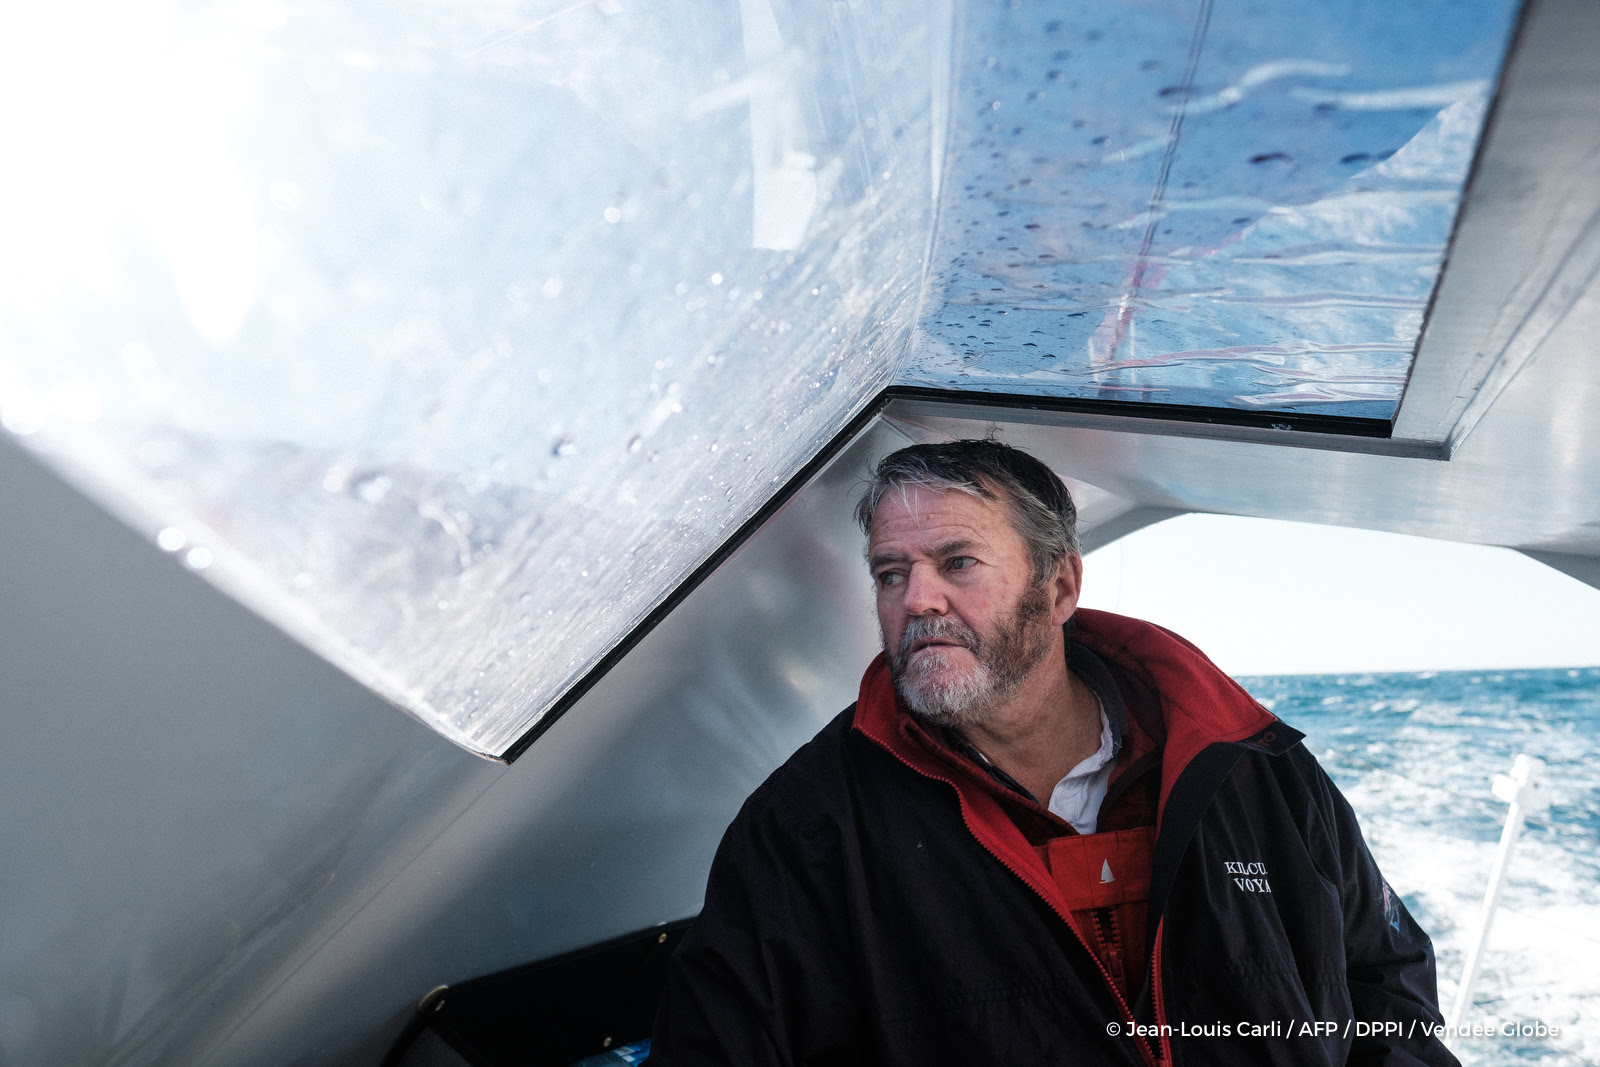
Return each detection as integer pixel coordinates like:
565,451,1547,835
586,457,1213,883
2,0,1598,1062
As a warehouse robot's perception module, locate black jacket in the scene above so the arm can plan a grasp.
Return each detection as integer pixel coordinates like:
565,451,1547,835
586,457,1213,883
652,611,1455,1066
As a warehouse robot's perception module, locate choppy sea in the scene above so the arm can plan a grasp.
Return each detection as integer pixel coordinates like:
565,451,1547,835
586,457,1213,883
1235,667,1600,1067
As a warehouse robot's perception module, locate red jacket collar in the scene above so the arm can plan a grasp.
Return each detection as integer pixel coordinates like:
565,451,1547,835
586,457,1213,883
852,608,1279,820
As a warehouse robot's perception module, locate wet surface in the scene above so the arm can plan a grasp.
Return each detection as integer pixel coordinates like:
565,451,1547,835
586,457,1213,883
904,0,1520,418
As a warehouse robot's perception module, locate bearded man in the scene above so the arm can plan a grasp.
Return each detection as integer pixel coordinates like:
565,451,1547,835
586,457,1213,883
651,439,1455,1066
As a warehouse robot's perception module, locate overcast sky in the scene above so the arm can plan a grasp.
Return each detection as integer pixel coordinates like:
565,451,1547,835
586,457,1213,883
1076,514,1600,677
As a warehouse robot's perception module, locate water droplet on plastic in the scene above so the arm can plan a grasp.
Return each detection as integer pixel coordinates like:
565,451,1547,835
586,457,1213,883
157,527,187,552
322,465,351,492
709,273,724,285
604,206,622,223
185,547,213,570
552,435,576,457
541,276,564,299
354,474,392,504
627,434,643,453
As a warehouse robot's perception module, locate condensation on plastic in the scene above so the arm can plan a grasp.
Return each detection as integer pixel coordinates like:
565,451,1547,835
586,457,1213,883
0,0,1523,759
0,0,945,756
902,0,1521,419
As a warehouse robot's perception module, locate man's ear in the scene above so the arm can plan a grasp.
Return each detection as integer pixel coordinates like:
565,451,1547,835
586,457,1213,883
1049,552,1083,626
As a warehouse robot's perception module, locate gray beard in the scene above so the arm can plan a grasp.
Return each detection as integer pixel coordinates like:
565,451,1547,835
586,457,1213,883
887,584,1052,729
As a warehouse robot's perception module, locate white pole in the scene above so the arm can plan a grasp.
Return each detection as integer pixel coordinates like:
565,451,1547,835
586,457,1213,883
1447,754,1549,1031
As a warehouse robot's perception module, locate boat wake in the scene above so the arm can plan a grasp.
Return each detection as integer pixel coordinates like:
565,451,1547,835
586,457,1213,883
1239,667,1600,1066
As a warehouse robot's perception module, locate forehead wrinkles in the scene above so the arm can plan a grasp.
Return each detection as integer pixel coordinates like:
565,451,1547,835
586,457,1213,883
872,484,999,543
889,479,993,526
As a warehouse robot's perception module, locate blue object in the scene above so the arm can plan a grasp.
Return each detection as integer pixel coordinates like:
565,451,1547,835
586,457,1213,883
572,1038,650,1066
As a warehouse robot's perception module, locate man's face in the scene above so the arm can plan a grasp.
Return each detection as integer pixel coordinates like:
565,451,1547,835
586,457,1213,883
867,484,1077,727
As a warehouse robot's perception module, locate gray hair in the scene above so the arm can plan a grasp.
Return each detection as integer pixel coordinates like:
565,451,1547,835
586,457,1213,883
854,439,1079,584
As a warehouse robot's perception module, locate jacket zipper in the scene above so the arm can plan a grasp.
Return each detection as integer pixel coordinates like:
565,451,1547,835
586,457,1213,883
1150,923,1172,1062
866,736,1161,1067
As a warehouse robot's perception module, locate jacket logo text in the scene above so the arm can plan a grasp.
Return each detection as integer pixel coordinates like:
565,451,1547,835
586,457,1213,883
1224,860,1272,893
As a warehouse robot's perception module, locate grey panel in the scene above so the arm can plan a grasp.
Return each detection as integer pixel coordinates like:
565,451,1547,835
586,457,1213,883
0,416,917,1064
1520,551,1600,594
195,420,907,1065
883,393,1449,460
0,433,499,1065
1395,0,1600,450
1078,507,1190,555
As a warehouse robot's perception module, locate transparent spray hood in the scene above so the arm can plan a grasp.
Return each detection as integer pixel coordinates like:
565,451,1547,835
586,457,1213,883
0,0,1520,756
0,0,943,756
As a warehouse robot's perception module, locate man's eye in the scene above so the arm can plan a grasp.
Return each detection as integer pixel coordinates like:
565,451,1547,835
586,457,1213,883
948,556,976,571
877,572,903,587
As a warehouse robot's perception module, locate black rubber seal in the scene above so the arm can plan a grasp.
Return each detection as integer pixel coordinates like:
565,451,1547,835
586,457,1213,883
884,385,1394,438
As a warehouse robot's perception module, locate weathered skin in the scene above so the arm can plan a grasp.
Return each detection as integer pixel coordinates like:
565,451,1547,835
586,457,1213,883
866,484,1101,803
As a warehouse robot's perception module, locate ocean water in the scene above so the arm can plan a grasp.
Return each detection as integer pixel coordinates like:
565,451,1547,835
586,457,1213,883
1236,667,1600,1067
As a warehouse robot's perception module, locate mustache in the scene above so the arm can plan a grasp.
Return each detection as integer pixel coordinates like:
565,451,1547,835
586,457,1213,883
891,615,981,674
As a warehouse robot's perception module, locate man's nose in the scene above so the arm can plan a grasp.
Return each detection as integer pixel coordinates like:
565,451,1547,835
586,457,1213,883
901,566,948,617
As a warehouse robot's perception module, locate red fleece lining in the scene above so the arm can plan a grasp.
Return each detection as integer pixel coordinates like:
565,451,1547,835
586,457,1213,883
1069,610,1276,814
